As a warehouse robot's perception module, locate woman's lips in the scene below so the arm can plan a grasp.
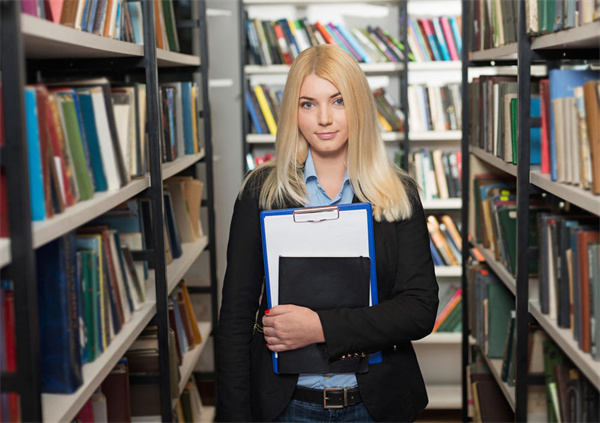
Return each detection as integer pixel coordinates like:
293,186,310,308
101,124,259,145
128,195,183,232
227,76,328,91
315,132,337,139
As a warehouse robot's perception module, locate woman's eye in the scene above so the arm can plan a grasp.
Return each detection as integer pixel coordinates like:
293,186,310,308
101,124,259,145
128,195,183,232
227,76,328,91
334,98,344,106
301,101,314,109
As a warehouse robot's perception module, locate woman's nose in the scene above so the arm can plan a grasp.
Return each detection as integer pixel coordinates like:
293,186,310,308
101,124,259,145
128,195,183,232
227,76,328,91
318,107,332,125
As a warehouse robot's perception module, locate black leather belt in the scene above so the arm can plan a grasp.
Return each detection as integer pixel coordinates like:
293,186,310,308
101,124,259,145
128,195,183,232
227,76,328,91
292,387,362,409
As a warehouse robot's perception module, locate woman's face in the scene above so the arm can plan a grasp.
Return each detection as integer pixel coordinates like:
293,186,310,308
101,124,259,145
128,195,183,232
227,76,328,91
297,73,348,161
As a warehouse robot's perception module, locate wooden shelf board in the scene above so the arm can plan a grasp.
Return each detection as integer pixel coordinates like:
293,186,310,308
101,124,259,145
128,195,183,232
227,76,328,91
42,301,156,423
422,198,462,210
409,130,462,141
22,14,144,59
157,49,201,67
473,242,517,296
382,132,404,142
244,0,401,4
32,176,150,251
246,134,276,144
469,43,518,62
530,170,600,216
415,332,462,344
434,266,462,277
532,21,600,50
481,354,516,411
245,62,403,74
167,236,210,295
177,322,213,397
408,61,462,71
424,385,462,409
0,238,11,269
529,300,600,390
470,146,517,177
162,150,206,180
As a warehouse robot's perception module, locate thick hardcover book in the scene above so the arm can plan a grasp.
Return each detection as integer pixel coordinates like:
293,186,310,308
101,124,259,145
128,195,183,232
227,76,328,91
36,232,83,393
277,256,371,374
101,360,131,423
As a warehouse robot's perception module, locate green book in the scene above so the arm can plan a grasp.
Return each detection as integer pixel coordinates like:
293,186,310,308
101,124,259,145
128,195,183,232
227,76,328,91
162,0,180,52
58,92,95,201
543,339,564,423
486,282,514,358
510,97,518,165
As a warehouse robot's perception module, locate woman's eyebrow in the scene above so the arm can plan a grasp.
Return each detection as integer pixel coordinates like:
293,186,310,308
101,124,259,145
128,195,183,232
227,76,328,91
299,92,342,101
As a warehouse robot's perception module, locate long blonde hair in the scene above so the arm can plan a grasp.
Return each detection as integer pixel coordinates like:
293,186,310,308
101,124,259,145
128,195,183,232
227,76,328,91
243,44,414,221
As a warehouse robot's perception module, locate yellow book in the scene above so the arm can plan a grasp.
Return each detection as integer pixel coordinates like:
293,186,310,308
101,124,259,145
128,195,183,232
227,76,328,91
254,85,277,135
377,111,393,131
191,85,199,153
180,282,202,344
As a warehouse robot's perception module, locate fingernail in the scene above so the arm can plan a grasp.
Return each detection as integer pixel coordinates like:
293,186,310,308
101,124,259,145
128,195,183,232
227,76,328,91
265,309,270,314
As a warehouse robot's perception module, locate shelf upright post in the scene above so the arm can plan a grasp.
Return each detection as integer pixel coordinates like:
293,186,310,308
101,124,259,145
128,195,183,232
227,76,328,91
0,1,43,421
400,0,409,171
460,0,471,420
141,1,172,420
515,0,533,420
197,0,220,386
239,0,251,172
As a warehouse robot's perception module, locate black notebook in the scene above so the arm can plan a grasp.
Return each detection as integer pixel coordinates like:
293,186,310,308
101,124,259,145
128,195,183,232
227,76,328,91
277,256,371,374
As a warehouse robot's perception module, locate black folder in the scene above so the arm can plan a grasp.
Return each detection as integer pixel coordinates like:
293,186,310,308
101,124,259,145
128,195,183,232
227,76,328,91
277,256,371,374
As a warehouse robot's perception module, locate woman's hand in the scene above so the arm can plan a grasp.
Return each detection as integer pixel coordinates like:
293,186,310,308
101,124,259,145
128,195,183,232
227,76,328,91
262,305,325,352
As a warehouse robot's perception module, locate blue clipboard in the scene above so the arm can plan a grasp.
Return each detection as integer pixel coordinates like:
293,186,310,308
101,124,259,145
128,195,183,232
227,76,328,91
260,202,382,374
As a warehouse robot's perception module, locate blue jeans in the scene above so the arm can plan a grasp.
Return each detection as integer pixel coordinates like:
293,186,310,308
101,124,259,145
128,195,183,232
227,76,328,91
273,399,376,422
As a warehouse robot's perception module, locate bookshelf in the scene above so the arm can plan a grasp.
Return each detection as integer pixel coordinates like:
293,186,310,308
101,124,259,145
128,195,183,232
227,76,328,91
461,1,600,421
0,1,218,422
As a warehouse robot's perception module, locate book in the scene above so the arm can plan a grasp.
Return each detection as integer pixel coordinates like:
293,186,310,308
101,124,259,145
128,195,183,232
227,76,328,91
583,80,600,194
36,232,83,393
24,87,47,221
101,359,131,422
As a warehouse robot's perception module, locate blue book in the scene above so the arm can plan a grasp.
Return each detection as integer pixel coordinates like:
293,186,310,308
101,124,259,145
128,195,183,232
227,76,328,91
86,0,99,34
277,19,300,59
531,96,542,165
166,88,177,158
24,88,46,221
114,0,122,40
431,18,451,61
74,251,87,365
245,91,264,135
449,17,462,56
127,2,143,44
180,82,195,154
70,90,96,191
36,232,83,393
77,89,107,191
80,0,90,32
429,238,445,266
337,23,372,64
548,69,599,180
170,295,189,353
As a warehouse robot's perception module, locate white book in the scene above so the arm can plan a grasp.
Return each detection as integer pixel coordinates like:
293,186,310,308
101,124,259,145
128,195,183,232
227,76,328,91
92,390,108,422
113,102,132,178
119,232,146,302
90,87,122,191
107,229,132,323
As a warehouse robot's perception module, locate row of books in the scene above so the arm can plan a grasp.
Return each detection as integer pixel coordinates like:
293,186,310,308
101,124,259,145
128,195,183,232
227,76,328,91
467,75,541,166
20,0,181,52
537,212,600,361
0,282,18,423
472,174,544,276
407,83,462,133
408,149,462,201
526,0,600,36
542,71,600,194
0,78,202,231
432,283,462,332
406,16,462,62
245,17,410,66
427,214,463,267
31,175,203,394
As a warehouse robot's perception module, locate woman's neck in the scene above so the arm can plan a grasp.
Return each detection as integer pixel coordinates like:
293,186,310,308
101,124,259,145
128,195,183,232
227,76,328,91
312,153,348,200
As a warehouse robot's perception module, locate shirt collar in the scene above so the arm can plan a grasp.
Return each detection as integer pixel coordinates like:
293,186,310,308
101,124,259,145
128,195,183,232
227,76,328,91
303,148,350,184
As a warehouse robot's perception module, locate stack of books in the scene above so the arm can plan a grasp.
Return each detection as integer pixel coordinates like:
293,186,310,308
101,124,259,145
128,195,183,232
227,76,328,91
409,149,461,200
408,83,462,132
406,16,462,62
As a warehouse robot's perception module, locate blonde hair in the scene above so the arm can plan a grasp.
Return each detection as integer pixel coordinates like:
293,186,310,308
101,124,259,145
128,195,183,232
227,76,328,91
243,44,414,221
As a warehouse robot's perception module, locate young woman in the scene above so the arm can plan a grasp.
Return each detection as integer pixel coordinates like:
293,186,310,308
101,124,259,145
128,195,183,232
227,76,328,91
217,44,438,422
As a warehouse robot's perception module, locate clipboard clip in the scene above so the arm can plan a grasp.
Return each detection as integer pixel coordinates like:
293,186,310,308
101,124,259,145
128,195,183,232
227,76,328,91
293,206,340,223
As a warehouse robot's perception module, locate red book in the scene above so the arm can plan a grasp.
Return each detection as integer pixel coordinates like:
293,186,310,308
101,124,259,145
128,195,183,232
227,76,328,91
34,86,54,219
314,21,337,46
273,23,292,65
2,288,20,422
0,171,8,238
73,398,96,422
440,17,459,61
540,79,551,174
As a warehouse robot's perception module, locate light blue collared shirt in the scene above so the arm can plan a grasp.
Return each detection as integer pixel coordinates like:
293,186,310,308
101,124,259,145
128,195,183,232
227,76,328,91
297,149,357,389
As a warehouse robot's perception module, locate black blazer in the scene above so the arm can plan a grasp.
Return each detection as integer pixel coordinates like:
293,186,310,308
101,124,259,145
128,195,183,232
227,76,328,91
216,169,439,422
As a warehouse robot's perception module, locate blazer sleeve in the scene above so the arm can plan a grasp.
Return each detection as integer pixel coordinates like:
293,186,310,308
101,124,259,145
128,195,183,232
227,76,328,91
317,188,439,358
216,178,265,422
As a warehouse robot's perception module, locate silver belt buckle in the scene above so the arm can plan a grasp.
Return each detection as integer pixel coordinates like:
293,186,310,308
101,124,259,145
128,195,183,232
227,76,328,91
323,388,347,409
